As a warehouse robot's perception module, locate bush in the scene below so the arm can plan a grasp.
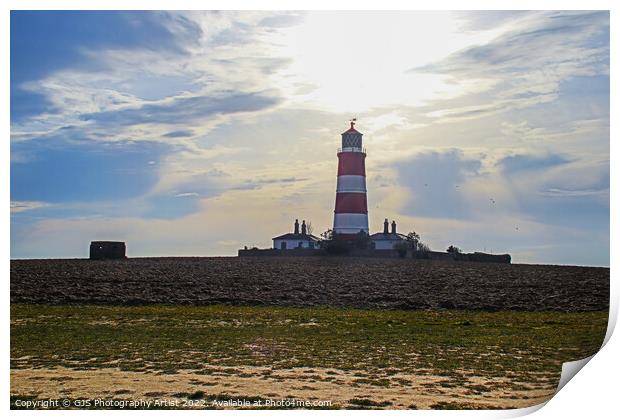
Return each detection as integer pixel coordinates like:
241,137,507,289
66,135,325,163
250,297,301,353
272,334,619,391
353,230,372,249
446,245,462,254
394,242,408,258
418,242,431,252
325,240,350,255
320,230,372,255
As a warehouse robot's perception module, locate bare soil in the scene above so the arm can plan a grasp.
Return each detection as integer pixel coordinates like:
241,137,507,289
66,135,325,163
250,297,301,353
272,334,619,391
10,257,609,311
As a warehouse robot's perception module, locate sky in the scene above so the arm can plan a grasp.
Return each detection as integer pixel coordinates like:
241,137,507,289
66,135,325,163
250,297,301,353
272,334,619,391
10,10,610,265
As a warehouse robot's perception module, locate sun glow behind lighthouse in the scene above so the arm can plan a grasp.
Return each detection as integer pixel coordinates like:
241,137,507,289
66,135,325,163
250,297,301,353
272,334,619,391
273,12,504,112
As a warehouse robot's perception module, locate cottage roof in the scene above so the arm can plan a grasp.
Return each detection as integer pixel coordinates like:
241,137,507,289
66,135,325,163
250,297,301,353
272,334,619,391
370,232,407,241
272,233,320,241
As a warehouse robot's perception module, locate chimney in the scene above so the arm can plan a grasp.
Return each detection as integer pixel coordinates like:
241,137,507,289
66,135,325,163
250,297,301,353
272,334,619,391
383,218,389,234
294,219,299,234
391,220,396,234
301,220,307,235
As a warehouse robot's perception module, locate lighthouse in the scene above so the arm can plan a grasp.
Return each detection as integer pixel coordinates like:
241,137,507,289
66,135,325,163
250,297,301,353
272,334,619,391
333,119,369,238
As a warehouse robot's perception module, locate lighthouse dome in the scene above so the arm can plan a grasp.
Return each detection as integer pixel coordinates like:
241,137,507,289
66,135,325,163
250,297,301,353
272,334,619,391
341,120,363,150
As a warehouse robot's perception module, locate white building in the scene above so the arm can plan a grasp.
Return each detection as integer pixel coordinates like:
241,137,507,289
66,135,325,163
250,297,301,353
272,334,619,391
272,219,320,250
370,219,407,250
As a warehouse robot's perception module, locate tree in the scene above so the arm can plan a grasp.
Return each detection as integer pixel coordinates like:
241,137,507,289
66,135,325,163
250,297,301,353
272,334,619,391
406,231,431,252
320,229,334,241
406,231,420,250
447,245,462,254
306,221,313,235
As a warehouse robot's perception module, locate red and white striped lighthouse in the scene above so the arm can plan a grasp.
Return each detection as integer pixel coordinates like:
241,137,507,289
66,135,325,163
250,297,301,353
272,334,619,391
333,119,369,238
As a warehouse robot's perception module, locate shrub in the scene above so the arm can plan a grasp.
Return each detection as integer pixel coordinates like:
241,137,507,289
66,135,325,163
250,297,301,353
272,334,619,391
325,240,350,255
446,245,462,254
394,242,408,258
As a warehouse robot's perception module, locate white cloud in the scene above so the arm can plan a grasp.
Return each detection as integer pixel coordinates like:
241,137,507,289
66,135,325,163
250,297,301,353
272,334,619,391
418,11,609,123
10,201,50,213
272,12,505,113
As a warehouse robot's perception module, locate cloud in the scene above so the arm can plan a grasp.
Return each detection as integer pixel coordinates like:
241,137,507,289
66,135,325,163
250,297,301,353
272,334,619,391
80,92,281,127
453,11,531,31
11,11,296,147
415,11,609,122
389,148,608,239
164,130,195,138
10,11,199,85
258,13,304,28
251,177,309,185
497,155,609,231
394,149,482,219
10,11,200,124
539,187,608,198
420,12,608,78
497,153,571,175
10,201,50,213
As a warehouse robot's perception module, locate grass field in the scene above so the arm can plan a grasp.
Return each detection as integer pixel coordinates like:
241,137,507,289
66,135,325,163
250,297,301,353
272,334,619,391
10,304,608,409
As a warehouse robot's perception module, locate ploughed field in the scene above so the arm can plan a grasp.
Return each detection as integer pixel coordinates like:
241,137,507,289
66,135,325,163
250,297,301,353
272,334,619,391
10,257,610,409
11,257,609,311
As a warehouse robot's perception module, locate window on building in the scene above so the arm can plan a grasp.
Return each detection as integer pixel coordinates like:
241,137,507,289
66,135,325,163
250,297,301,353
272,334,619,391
281,242,287,250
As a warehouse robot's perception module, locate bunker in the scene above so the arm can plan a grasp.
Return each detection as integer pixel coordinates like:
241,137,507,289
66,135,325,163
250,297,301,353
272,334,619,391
89,241,126,260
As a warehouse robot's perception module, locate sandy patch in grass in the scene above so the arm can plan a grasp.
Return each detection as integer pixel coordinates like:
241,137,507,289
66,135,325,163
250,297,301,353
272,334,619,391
11,365,554,409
